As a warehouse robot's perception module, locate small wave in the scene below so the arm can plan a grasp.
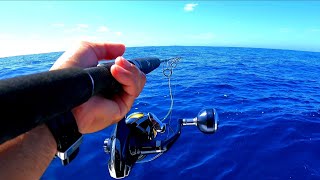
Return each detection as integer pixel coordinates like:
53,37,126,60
213,84,236,90
254,96,301,103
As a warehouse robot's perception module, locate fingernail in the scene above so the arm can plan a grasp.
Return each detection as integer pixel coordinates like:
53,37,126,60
115,56,123,62
117,56,131,68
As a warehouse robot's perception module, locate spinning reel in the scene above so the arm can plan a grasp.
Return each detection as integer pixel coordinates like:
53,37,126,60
104,108,219,179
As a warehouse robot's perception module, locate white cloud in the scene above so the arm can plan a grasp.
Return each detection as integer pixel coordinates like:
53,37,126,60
97,26,109,32
0,37,69,58
0,33,14,39
0,30,125,58
184,3,198,12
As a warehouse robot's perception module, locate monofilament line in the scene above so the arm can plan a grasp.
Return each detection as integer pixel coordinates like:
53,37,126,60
161,57,180,121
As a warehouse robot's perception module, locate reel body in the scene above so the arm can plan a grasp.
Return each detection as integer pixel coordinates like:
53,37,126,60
104,108,219,179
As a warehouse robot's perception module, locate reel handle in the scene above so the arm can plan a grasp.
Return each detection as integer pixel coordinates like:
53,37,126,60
181,109,218,134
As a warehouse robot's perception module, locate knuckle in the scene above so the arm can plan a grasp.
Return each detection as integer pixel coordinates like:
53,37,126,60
111,116,121,124
132,88,140,97
130,65,140,74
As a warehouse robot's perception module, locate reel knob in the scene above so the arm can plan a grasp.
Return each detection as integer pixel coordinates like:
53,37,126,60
182,108,218,134
197,109,218,133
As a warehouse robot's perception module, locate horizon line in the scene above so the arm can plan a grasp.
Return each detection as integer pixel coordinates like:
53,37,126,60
0,45,319,59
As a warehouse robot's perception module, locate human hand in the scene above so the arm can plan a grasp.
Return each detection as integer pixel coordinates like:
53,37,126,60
51,41,146,133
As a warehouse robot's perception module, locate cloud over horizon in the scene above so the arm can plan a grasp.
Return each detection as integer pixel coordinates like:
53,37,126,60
184,3,198,12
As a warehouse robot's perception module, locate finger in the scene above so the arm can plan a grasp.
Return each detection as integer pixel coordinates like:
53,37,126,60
111,65,138,96
82,41,126,60
111,58,146,97
114,56,133,70
51,41,126,69
111,57,140,85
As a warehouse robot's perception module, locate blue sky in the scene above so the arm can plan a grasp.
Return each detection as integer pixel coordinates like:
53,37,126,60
0,1,319,57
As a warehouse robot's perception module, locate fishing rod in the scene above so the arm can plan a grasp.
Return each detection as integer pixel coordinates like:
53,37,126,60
0,57,174,144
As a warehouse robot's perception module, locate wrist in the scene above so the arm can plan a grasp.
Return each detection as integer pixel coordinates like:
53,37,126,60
28,124,57,158
0,125,57,179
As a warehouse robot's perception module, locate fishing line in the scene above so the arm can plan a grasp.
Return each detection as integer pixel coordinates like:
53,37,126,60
162,57,180,139
138,57,181,163
161,57,181,122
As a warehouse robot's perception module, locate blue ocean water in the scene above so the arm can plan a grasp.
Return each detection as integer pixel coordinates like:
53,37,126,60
1,46,320,179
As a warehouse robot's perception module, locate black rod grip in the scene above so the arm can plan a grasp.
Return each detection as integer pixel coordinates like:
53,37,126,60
86,64,122,98
0,68,93,144
0,65,121,144
0,57,161,144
